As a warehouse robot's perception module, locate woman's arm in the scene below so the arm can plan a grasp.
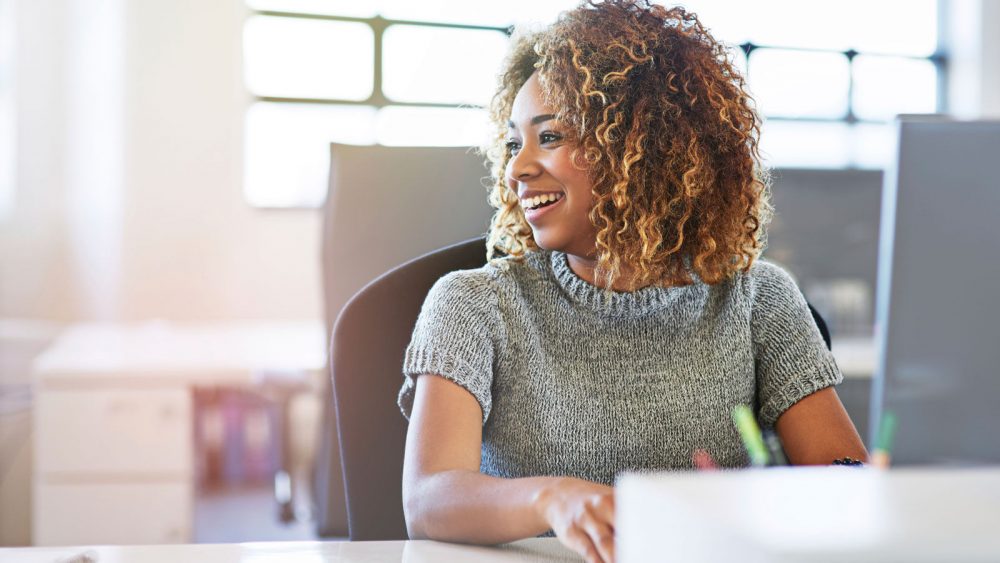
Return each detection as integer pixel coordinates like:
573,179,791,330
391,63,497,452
774,386,869,465
403,373,550,542
403,374,615,562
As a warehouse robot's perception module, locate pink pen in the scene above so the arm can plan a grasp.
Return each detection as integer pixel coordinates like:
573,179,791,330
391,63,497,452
692,449,719,471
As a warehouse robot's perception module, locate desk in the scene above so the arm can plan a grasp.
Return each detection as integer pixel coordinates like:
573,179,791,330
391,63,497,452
0,538,577,562
617,467,1000,562
31,321,327,546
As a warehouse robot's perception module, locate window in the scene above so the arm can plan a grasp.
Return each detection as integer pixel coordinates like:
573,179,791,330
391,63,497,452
686,0,941,169
242,0,942,207
0,0,15,219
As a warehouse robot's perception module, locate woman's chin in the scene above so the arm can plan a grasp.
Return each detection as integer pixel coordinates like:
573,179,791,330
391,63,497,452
530,232,563,253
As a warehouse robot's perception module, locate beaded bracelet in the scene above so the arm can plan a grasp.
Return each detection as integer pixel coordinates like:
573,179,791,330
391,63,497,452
831,457,865,467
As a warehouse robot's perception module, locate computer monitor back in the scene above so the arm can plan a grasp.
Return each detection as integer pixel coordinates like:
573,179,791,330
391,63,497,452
871,117,1000,465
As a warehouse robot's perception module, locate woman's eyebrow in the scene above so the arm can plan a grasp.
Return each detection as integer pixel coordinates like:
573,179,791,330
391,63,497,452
507,114,557,128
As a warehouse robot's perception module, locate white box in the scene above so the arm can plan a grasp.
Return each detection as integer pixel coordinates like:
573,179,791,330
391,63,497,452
617,467,1000,563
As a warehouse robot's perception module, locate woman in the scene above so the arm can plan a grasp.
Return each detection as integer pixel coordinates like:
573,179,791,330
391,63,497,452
397,2,868,561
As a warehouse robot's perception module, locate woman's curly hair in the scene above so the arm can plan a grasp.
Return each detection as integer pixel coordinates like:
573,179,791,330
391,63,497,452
483,0,772,288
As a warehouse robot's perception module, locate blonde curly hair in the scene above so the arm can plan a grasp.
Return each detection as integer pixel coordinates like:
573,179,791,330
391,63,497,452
482,0,771,288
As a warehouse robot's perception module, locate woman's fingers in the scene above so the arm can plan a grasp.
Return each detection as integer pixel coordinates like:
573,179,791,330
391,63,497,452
561,525,603,563
582,496,615,563
542,480,617,563
582,519,615,563
589,492,615,529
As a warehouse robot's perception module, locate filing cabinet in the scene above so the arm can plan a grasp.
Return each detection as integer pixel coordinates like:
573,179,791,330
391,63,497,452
33,387,194,545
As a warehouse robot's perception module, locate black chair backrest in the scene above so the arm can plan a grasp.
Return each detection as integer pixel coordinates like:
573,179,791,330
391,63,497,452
808,303,832,351
330,237,489,541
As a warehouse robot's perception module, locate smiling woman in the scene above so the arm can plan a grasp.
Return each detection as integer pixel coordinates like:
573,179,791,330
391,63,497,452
398,2,868,562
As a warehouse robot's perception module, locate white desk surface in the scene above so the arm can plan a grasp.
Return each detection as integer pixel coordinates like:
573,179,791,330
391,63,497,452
617,466,1000,563
0,538,578,563
32,320,327,387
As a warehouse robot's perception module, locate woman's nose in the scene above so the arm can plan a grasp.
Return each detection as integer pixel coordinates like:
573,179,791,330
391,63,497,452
506,146,542,184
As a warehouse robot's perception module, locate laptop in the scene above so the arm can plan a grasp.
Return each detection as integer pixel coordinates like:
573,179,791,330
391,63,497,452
870,117,1000,465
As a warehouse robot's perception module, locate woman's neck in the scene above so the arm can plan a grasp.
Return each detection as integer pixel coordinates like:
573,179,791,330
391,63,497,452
565,253,646,292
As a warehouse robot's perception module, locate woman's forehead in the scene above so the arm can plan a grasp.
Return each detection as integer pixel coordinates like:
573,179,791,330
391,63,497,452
509,74,556,127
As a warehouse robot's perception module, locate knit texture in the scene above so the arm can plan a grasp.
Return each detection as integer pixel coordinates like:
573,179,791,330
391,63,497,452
398,249,842,482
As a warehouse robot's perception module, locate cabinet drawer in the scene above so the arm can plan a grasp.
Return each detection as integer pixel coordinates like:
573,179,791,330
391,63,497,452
35,388,192,475
33,480,192,545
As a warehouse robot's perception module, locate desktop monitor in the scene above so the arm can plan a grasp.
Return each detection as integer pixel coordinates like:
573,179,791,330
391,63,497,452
870,117,1000,465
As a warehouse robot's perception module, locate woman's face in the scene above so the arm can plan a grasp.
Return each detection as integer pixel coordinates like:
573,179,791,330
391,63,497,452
505,73,598,259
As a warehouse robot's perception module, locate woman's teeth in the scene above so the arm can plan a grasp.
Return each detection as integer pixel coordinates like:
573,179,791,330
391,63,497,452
521,193,564,211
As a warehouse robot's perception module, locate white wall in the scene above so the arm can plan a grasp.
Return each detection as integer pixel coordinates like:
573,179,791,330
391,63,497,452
0,0,74,320
118,0,322,321
1,3,324,544
0,0,323,322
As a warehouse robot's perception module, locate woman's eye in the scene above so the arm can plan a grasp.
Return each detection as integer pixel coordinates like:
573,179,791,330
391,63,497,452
505,139,521,154
540,131,562,144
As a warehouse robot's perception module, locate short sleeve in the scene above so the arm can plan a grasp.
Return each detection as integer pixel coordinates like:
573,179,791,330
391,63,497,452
398,269,503,425
750,261,843,427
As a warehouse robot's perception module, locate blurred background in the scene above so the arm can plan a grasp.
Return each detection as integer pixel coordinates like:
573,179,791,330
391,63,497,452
1,0,998,548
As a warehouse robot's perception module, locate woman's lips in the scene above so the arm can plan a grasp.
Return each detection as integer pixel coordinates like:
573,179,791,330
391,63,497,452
524,195,564,223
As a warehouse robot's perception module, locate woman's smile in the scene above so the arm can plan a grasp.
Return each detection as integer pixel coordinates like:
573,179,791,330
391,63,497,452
520,192,565,222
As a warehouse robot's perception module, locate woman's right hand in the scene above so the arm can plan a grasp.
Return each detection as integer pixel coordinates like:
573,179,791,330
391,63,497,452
534,477,616,563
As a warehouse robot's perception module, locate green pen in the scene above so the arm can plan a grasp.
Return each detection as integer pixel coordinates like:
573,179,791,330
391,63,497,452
872,411,898,469
732,404,770,467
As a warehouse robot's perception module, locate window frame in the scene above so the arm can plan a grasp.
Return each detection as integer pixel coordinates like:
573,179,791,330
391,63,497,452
241,3,946,208
247,9,511,110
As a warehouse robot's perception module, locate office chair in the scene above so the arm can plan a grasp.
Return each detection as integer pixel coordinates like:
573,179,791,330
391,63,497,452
330,236,489,540
329,239,833,540
315,144,493,537
808,303,832,351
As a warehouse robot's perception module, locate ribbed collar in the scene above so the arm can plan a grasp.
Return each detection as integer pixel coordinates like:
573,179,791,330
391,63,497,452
549,250,690,317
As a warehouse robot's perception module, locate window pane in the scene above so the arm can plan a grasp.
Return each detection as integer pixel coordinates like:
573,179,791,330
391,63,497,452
375,106,489,147
759,121,852,169
244,102,376,208
682,0,936,55
245,0,376,18
747,0,853,51
243,16,373,100
748,49,849,119
379,0,573,27
853,55,937,121
849,0,937,56
382,25,508,106
852,122,894,170
679,1,752,45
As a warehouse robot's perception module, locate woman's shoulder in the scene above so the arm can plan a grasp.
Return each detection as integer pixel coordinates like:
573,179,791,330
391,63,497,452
427,249,549,298
430,251,542,295
431,262,500,298
726,258,801,302
746,258,797,284
481,249,552,283
726,257,812,317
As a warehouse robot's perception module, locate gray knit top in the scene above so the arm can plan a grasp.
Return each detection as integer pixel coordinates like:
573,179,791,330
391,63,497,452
398,249,841,482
